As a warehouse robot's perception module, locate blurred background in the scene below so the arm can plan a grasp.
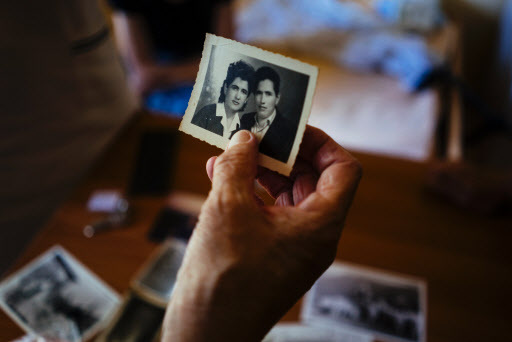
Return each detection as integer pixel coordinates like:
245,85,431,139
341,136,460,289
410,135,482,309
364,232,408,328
102,0,512,164
0,0,511,340
2,0,511,292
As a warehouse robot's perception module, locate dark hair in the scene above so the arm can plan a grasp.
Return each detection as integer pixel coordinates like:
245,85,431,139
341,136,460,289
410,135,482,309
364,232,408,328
218,60,255,105
254,66,280,96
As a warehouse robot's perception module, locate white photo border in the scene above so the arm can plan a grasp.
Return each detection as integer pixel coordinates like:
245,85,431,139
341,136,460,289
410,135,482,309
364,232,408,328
179,33,318,176
0,245,120,340
301,261,428,342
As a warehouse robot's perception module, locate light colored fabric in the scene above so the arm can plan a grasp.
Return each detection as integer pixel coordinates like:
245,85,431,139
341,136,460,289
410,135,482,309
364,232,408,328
0,0,136,274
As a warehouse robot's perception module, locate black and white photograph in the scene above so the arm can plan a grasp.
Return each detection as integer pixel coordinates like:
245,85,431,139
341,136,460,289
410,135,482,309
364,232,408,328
0,246,120,341
262,323,372,342
131,239,187,305
302,262,427,342
96,292,165,342
180,34,318,176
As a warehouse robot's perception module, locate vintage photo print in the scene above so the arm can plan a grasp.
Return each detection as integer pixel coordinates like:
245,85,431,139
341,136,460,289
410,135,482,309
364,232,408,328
262,323,372,342
131,239,187,306
0,246,120,341
96,292,165,342
180,34,318,176
302,262,427,342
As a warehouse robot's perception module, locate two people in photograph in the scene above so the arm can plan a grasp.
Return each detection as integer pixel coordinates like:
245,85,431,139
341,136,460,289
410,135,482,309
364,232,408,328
191,60,296,163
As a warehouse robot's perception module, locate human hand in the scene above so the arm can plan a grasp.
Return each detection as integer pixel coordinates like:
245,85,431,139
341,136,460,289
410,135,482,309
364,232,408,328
162,127,362,342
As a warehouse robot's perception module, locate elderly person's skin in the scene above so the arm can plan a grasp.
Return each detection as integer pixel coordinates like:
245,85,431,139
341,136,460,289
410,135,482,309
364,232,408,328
162,127,362,341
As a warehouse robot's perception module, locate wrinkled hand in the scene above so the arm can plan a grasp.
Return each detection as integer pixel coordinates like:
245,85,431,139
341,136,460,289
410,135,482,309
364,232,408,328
162,127,362,342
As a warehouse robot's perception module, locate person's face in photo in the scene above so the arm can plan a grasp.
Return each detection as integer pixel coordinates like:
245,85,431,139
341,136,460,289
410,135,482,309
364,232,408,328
255,79,280,119
223,77,249,113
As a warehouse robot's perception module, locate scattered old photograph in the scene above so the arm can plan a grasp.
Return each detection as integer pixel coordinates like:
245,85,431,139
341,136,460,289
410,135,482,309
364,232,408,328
302,262,427,342
262,323,372,342
131,239,187,305
0,246,120,341
180,34,318,176
96,292,165,342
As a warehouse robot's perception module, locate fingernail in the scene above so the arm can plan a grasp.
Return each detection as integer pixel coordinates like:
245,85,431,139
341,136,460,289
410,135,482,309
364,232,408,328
228,130,252,148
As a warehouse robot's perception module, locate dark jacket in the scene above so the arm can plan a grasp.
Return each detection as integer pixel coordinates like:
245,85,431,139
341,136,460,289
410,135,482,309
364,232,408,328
191,103,223,136
191,103,242,139
240,110,296,163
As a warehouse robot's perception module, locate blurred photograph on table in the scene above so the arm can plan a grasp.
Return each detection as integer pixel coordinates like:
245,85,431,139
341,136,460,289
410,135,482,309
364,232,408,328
96,292,165,342
0,247,120,341
302,262,427,342
131,239,187,305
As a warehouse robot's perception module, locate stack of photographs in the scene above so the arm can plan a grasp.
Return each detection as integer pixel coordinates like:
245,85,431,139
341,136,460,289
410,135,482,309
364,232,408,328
0,246,120,341
96,239,187,342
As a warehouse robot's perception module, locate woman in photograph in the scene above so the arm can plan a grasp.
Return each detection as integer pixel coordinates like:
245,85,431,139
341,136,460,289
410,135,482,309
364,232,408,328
191,60,255,139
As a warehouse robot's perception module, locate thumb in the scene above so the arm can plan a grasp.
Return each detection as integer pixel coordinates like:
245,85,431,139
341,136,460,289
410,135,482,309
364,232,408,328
211,130,258,198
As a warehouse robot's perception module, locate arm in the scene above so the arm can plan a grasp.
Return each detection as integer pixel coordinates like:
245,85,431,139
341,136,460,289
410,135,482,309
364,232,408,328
111,12,200,96
162,127,362,341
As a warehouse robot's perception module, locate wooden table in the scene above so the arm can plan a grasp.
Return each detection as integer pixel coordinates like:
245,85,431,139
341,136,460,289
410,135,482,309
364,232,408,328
1,112,511,341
